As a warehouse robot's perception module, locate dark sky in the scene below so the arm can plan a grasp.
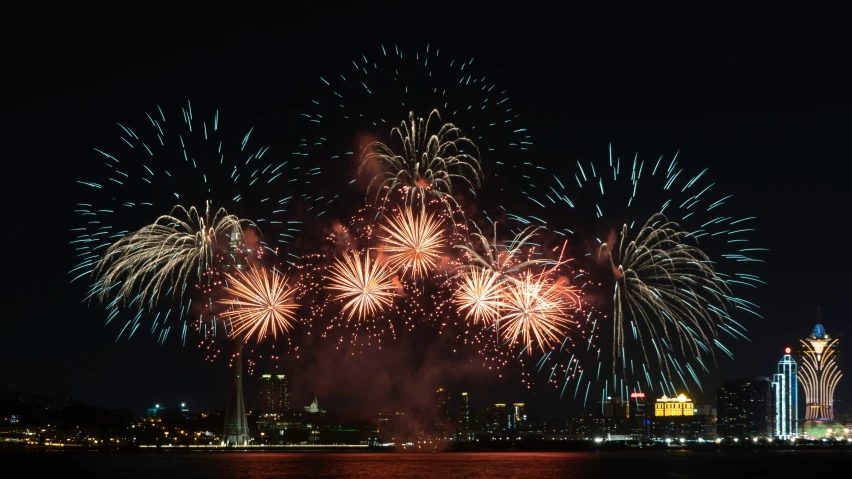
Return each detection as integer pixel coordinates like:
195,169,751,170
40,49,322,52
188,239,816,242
3,7,850,419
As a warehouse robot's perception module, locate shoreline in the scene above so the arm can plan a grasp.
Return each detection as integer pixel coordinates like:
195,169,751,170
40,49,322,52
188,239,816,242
4,443,851,453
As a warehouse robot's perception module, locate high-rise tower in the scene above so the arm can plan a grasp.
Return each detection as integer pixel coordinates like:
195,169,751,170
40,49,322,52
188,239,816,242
799,315,842,421
222,337,250,446
771,347,798,439
460,392,470,430
259,374,290,415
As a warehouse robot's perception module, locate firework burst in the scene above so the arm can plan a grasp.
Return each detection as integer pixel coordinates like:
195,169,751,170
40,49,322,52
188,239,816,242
93,203,247,311
453,267,504,326
493,144,763,404
73,102,331,344
297,44,532,169
379,204,447,280
325,249,398,321
218,265,300,344
456,224,552,277
359,109,481,213
601,214,734,380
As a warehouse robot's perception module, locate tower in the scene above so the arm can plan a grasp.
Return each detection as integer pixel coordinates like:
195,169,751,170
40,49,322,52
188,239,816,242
798,314,842,421
222,337,250,446
771,347,798,438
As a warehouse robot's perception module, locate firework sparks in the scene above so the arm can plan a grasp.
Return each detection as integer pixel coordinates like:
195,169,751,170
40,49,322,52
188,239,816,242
325,249,398,321
359,109,481,212
601,214,733,378
454,267,505,326
218,265,299,344
379,205,446,280
93,203,248,310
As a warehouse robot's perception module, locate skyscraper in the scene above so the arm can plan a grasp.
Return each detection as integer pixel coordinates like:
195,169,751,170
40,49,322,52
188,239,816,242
798,315,844,439
716,377,772,438
799,320,842,421
510,403,526,430
258,374,289,415
771,347,798,439
436,388,451,422
460,392,470,430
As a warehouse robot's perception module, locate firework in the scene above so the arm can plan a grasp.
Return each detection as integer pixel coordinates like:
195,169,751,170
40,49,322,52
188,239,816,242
297,44,532,171
325,249,398,321
456,224,552,277
218,265,299,344
359,109,481,212
453,267,504,326
496,144,763,403
379,204,447,280
93,203,247,310
601,214,733,379
73,102,331,344
499,270,578,354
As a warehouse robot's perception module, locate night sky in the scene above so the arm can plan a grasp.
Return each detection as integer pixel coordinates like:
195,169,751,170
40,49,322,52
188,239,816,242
4,7,850,419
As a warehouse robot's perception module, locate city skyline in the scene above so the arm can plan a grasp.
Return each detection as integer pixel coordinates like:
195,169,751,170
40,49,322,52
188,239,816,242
3,9,851,420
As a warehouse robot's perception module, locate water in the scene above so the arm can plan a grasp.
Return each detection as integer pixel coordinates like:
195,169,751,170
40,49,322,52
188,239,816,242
6,450,851,478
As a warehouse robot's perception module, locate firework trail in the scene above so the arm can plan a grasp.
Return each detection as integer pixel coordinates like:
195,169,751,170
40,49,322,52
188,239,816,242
359,109,481,213
218,265,300,344
495,144,763,406
73,102,330,344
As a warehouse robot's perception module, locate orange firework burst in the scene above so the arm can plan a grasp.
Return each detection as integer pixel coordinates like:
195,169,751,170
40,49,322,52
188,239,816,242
454,267,504,326
219,265,299,344
499,270,579,353
325,249,397,321
379,205,446,279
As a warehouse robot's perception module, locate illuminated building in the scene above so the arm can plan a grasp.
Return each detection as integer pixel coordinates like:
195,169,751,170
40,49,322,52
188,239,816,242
258,374,289,415
798,316,844,438
304,397,325,414
716,377,772,438
799,319,842,421
648,394,707,440
509,403,526,430
222,338,250,446
627,392,648,437
771,347,798,439
487,403,508,433
460,392,470,430
654,394,694,417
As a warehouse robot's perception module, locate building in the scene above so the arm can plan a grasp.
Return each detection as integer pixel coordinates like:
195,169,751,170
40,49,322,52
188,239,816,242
509,403,526,431
460,392,470,430
487,403,508,434
258,374,289,415
436,388,451,423
799,321,842,421
799,318,844,438
627,392,649,437
648,394,709,440
771,347,798,439
304,397,325,414
716,377,772,438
